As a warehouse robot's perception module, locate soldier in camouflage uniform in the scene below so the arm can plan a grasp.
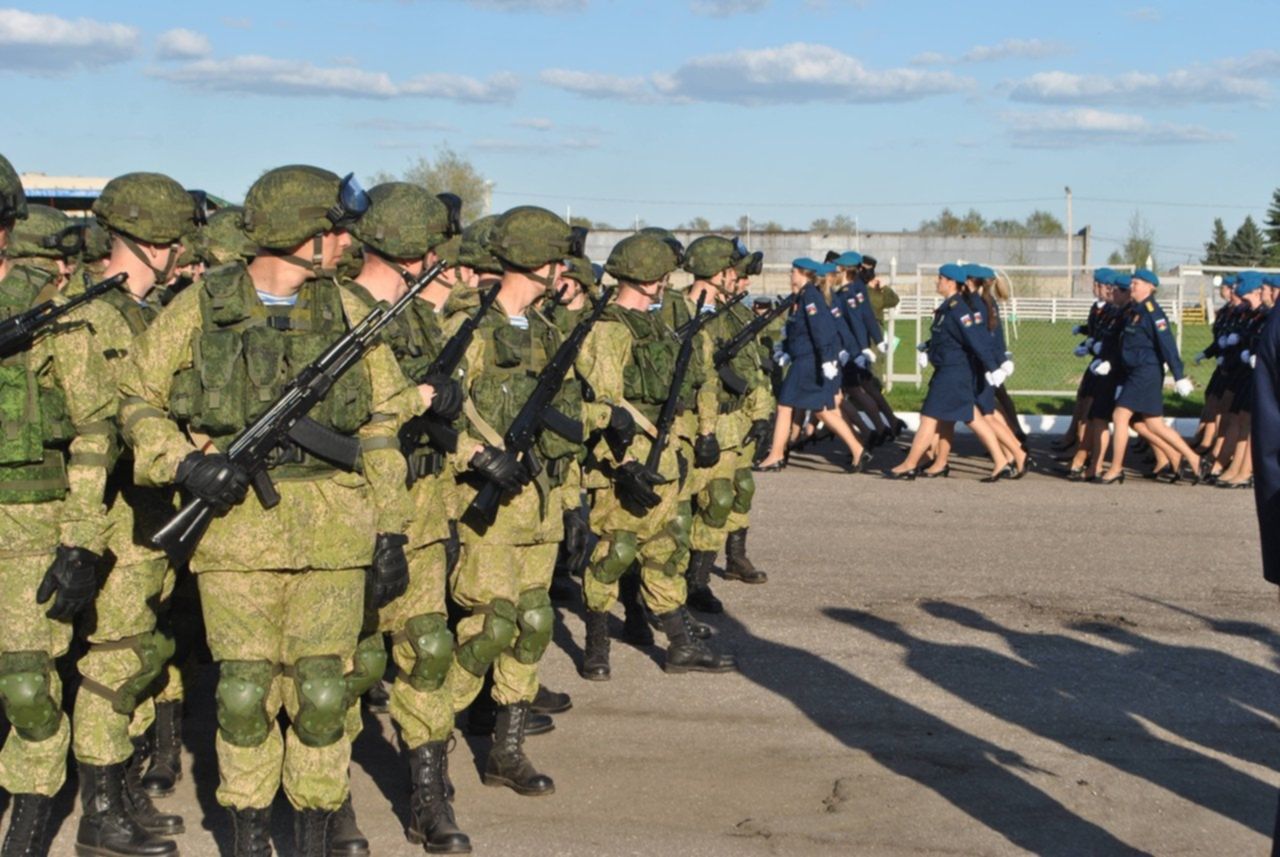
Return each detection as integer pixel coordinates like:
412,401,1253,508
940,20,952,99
7,204,82,294
441,214,501,322
341,181,471,853
577,233,736,680
202,206,255,269
443,206,608,797
119,165,420,856
680,238,771,616
81,220,113,278
0,153,111,855
61,173,199,857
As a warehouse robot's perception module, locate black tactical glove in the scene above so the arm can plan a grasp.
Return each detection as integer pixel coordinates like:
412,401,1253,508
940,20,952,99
562,507,591,570
176,451,250,514
469,445,529,494
603,405,636,458
615,460,664,512
693,433,721,468
367,533,409,610
424,374,463,421
741,418,771,451
37,545,103,621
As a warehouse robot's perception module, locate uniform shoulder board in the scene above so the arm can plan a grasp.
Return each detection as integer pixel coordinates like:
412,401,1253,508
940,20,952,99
1145,300,1155,312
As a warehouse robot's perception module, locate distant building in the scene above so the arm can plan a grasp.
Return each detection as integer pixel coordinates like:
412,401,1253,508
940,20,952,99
20,173,109,215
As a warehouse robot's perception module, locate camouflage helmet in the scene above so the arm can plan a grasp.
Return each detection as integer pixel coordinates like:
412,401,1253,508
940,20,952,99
560,255,598,292
351,182,451,260
8,205,76,259
489,206,579,271
435,233,462,268
605,233,680,283
202,206,254,266
242,165,369,250
0,153,26,224
92,172,195,245
81,220,111,262
683,235,738,279
637,226,686,266
457,214,502,274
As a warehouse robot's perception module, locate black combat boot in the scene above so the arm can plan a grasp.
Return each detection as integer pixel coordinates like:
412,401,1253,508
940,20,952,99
530,684,572,715
126,737,184,836
1,793,52,856
327,796,369,856
407,742,472,854
466,673,554,737
580,610,611,681
659,608,737,674
363,680,391,715
76,763,177,856
723,529,768,584
140,701,183,798
228,807,271,857
483,702,554,796
294,808,332,857
685,551,724,614
619,570,654,646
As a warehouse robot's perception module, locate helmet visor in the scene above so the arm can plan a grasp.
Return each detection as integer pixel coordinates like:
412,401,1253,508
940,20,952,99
188,190,210,228
436,193,463,237
568,225,588,258
327,173,371,229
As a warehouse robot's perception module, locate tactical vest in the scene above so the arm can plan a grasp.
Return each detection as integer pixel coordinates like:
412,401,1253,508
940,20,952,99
717,302,762,407
169,263,373,478
467,309,580,470
606,304,686,424
0,265,76,503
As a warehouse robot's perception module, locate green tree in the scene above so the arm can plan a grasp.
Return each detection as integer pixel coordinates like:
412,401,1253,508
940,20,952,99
831,214,855,232
680,216,711,231
919,207,985,235
1023,209,1064,236
1263,187,1280,265
810,217,831,232
1202,218,1230,266
370,145,491,223
1107,211,1157,270
1225,215,1266,266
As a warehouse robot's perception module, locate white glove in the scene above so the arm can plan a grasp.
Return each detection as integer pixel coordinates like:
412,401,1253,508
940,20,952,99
917,351,930,369
1193,351,1206,365
773,349,791,368
1072,324,1086,335
1174,377,1193,397
876,340,890,354
1000,359,1014,378
854,354,870,369
1115,385,1124,398
862,348,877,361
1073,344,1089,358
1226,333,1241,346
1003,351,1013,361
1241,349,1252,364
822,361,839,380
1217,335,1228,348
838,349,850,366
1084,337,1095,351
985,368,1007,387
1093,360,1112,377
1251,354,1258,368
1216,356,1224,366
916,342,928,352
1090,340,1103,355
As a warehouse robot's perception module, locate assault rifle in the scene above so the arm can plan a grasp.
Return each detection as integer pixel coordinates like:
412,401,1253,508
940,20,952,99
400,282,501,455
712,292,796,396
151,260,448,565
0,272,127,359
463,286,616,531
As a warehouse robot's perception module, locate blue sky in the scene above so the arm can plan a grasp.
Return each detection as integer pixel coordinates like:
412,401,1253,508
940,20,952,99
2,0,1277,265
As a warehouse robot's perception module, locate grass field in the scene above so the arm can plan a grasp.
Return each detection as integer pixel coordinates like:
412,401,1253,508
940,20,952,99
883,320,1215,418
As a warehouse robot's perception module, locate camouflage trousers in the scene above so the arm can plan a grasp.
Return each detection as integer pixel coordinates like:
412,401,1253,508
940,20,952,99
445,541,558,710
350,540,452,750
0,551,72,797
73,555,177,766
199,568,363,812
585,477,689,616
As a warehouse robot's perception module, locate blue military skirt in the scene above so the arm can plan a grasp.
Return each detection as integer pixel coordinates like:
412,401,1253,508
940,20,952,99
778,353,836,410
974,372,997,416
1087,375,1119,420
922,363,976,422
1114,364,1164,415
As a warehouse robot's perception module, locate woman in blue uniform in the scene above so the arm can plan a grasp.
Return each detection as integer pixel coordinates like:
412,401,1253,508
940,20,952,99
1068,273,1126,479
1211,273,1270,487
755,258,867,472
1098,268,1202,484
884,263,1012,480
1193,275,1240,454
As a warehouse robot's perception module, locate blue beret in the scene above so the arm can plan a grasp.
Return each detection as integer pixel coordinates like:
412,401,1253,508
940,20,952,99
939,263,967,283
1265,275,1280,287
815,262,837,277
1236,272,1264,296
1221,274,1238,286
832,251,863,267
792,257,821,272
1094,268,1115,286
975,265,996,280
1133,268,1159,287
1111,273,1132,290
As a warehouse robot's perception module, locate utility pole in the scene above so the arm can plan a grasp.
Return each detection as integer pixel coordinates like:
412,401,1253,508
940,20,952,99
1065,186,1073,295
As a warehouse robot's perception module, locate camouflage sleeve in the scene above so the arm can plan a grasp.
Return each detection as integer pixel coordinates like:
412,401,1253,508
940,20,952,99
744,381,774,422
695,329,718,436
339,289,417,535
118,290,203,486
577,322,632,466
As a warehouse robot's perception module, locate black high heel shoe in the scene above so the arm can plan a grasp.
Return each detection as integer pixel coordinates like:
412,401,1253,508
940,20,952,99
1066,467,1087,482
752,460,785,473
882,467,916,481
980,468,1005,483
1179,461,1201,486
1097,472,1126,486
919,465,950,479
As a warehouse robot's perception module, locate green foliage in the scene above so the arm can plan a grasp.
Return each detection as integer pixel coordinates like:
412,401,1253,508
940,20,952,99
917,207,1062,237
1107,211,1156,270
1226,215,1266,267
1202,218,1230,266
369,145,490,223
1264,188,1280,265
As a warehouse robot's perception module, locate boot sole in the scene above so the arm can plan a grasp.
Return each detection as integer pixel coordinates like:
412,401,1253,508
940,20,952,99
76,845,177,857
140,822,185,837
408,832,474,855
579,671,611,681
481,775,555,797
723,573,768,585
664,663,738,674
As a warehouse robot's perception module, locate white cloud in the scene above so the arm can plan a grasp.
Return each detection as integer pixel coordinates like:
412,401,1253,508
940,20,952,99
156,28,211,60
914,38,1068,65
1004,108,1229,148
539,68,660,102
470,136,601,153
0,8,137,72
151,56,517,102
1007,67,1267,105
512,117,554,130
690,0,768,17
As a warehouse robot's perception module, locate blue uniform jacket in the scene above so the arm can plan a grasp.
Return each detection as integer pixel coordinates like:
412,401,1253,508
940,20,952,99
833,285,871,351
849,279,885,346
784,283,841,365
1252,308,1280,584
1120,298,1185,380
928,295,1001,371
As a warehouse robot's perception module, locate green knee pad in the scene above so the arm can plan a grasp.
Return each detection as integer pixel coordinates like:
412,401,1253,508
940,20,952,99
454,600,517,677
661,502,694,577
591,531,637,585
345,634,388,699
732,467,756,514
402,613,453,692
512,589,554,665
292,655,348,748
216,660,274,748
0,651,59,742
111,631,177,716
699,478,734,529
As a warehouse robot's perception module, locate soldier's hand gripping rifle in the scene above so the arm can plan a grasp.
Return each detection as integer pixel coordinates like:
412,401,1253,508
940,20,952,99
151,260,448,565
399,282,501,456
463,286,616,531
0,272,128,359
712,292,797,396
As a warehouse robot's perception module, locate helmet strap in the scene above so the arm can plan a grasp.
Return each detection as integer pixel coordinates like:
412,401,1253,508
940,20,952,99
119,233,176,289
